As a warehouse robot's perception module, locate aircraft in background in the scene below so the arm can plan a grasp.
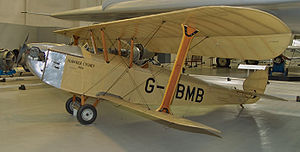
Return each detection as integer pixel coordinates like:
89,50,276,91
0,36,30,77
52,0,300,34
22,6,291,136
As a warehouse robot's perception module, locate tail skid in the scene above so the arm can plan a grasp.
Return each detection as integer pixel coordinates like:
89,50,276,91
236,90,288,101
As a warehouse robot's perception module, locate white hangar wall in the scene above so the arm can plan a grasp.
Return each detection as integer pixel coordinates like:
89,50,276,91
0,0,100,49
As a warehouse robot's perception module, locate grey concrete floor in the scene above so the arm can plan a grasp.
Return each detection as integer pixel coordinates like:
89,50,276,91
1,74,300,152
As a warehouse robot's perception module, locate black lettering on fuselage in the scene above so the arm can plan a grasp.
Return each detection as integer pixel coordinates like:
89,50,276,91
83,62,95,68
185,86,195,101
68,59,82,65
144,78,204,103
67,59,95,69
176,84,185,99
195,88,204,102
145,78,155,93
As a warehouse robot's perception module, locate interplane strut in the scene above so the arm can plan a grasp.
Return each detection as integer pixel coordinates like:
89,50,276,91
100,29,110,63
129,38,134,68
157,24,199,114
117,38,122,56
89,31,98,54
73,35,80,46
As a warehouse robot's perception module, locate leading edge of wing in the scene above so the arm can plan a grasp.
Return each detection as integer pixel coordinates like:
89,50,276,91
97,94,222,137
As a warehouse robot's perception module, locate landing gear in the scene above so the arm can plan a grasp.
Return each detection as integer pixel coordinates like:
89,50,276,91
66,95,100,125
216,58,231,68
77,104,97,125
65,96,81,115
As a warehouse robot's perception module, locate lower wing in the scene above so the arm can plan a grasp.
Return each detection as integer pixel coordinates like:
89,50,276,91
98,94,222,137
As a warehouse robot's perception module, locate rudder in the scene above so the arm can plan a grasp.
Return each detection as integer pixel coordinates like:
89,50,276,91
243,70,268,94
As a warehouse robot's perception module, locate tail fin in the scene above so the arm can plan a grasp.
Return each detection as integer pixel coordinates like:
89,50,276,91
243,70,268,94
242,69,287,102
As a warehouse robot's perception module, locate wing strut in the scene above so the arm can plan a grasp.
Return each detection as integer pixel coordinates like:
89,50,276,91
89,30,98,54
156,24,198,114
117,38,122,56
100,29,110,63
73,35,80,46
129,38,134,68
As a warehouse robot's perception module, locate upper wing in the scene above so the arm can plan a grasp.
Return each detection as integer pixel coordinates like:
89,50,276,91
55,6,292,60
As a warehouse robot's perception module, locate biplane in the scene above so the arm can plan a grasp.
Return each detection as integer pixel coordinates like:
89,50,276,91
22,6,292,136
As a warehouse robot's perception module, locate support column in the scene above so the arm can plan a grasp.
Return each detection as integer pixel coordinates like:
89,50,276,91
100,29,110,63
156,24,198,114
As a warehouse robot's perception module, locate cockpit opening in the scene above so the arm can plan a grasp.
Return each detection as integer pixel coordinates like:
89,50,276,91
82,41,155,66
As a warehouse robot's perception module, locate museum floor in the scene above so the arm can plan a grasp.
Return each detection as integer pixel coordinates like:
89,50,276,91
0,69,300,152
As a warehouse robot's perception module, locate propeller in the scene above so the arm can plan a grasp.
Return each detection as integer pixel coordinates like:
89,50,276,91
17,34,29,63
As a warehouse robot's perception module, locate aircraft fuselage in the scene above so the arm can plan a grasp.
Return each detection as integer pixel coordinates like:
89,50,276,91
26,43,259,109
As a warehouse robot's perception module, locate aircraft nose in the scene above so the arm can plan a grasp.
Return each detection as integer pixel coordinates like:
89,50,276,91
25,43,67,89
25,46,47,79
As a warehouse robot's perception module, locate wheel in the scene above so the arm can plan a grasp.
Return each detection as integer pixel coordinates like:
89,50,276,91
216,58,231,67
245,60,259,65
77,104,97,125
273,56,284,64
65,97,81,115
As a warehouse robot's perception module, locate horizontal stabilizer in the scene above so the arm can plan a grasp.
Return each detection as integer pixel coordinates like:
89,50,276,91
259,93,288,101
98,95,221,136
240,69,288,102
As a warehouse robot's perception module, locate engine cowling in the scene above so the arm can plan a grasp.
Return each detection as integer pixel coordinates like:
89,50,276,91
109,43,155,66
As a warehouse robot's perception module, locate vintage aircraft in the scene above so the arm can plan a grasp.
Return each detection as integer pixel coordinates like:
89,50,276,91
24,6,292,136
0,35,30,76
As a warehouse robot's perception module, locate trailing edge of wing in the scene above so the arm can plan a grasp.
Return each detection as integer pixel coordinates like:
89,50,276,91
55,6,292,60
98,95,221,136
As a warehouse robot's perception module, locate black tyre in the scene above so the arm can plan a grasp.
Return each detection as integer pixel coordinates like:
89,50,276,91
77,104,97,125
245,60,259,65
273,56,284,64
65,97,81,115
216,58,231,67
